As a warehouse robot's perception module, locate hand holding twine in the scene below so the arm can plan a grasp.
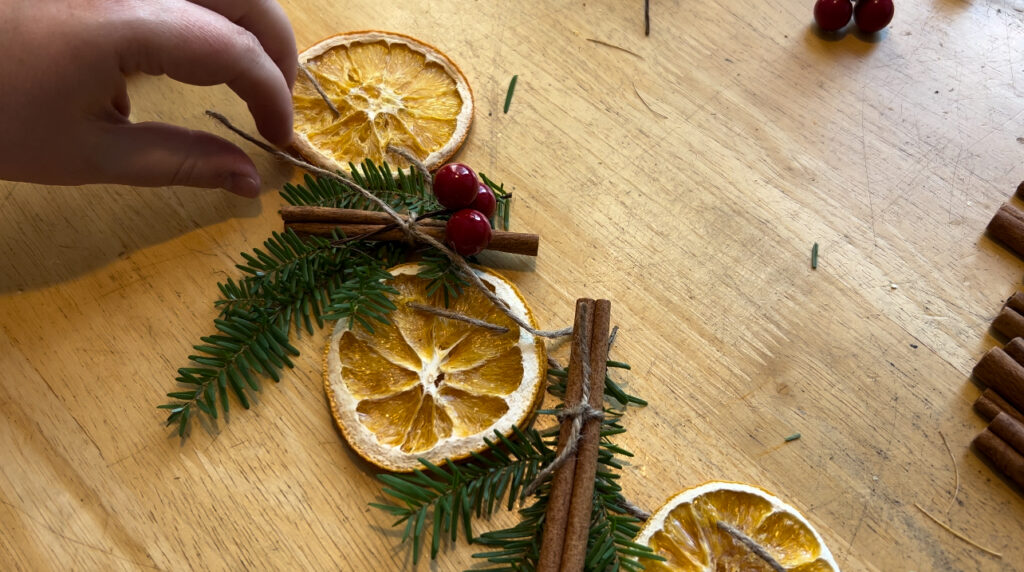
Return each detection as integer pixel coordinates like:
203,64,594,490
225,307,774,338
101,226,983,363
206,110,569,339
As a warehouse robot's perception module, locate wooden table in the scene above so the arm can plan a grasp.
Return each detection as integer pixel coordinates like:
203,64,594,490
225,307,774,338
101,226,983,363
2,1,1022,570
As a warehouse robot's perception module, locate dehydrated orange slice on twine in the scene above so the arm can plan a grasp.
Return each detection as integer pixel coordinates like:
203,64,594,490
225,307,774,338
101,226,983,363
635,482,840,571
293,31,474,172
323,263,545,472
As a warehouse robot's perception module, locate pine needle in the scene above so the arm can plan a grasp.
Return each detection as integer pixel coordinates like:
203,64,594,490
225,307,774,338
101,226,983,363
644,0,651,36
504,75,518,114
633,83,667,119
585,38,643,59
939,431,960,516
915,503,1002,558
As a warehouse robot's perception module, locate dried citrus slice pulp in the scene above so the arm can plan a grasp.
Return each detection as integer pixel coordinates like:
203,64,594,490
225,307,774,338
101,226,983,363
635,482,839,571
323,263,544,472
293,31,473,172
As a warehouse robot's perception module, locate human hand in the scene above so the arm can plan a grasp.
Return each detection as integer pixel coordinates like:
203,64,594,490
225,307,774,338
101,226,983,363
0,0,297,197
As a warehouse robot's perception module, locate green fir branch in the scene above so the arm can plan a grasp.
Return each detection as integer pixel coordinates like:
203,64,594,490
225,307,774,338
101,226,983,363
479,172,512,230
369,427,554,564
161,162,483,438
416,250,469,307
546,363,648,409
280,160,440,215
372,356,659,570
471,414,661,571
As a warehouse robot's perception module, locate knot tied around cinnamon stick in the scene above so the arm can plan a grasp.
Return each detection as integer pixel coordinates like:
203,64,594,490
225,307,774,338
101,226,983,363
529,298,614,572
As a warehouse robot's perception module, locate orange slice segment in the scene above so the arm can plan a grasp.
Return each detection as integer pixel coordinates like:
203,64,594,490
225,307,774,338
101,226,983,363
293,31,473,172
635,482,839,571
323,263,544,471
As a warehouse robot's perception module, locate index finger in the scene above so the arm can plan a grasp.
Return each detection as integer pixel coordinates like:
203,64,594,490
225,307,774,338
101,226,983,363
188,0,297,89
117,1,293,145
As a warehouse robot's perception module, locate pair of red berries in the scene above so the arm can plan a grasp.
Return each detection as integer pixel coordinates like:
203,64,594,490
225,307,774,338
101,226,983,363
814,0,893,34
433,163,496,256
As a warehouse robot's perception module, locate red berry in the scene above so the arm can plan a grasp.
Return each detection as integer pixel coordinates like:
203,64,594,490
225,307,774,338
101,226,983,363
446,209,492,256
814,0,853,32
469,182,497,220
854,0,893,34
433,163,478,209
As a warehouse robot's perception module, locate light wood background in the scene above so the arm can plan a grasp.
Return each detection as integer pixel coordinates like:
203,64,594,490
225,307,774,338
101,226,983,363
2,0,1023,570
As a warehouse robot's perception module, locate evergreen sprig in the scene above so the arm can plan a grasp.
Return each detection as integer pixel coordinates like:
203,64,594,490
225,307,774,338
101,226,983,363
371,363,661,570
370,427,554,564
161,161,477,437
471,416,662,571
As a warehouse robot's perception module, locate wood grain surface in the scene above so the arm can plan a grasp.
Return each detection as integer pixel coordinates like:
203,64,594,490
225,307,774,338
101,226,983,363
2,0,1023,570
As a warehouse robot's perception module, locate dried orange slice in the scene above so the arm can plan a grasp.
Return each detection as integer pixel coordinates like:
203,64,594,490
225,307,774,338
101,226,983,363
293,31,473,172
635,482,839,571
323,263,544,471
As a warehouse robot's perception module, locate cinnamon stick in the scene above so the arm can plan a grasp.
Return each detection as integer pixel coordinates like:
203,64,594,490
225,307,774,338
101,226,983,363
987,203,1024,259
992,306,1024,340
561,299,611,572
971,347,1024,413
1006,293,1024,315
974,389,1024,425
1001,337,1024,365
284,222,540,256
537,299,594,572
973,429,1024,490
279,206,446,226
991,412,1024,456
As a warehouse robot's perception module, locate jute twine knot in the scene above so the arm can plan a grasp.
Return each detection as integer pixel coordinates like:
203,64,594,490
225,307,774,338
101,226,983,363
521,305,598,499
555,402,605,423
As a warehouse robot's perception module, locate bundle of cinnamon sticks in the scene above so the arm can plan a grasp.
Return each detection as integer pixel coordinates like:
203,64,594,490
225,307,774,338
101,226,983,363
279,206,540,256
537,298,611,572
985,182,1024,259
970,182,1024,491
971,295,1024,490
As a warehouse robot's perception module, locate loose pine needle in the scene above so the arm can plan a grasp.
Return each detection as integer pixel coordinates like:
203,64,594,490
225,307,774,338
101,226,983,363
784,433,801,442
939,431,961,516
504,75,518,114
915,503,1002,558
585,38,643,59
633,83,668,119
811,242,819,269
644,0,651,36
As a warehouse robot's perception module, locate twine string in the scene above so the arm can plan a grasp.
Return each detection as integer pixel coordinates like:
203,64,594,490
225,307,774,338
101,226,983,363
299,64,340,117
522,305,605,500
206,110,572,338
407,302,509,333
386,144,433,185
716,521,785,572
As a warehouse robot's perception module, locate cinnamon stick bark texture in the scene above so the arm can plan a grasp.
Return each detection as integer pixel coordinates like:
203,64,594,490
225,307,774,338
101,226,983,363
537,299,594,572
973,429,1024,489
971,347,1024,412
1006,293,1024,314
280,206,446,226
284,222,540,256
987,203,1024,259
992,306,1024,340
990,412,1024,456
1001,337,1024,365
974,389,1024,425
561,299,611,572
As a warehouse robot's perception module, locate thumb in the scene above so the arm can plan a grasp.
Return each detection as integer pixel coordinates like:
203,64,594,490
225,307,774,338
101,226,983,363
93,121,262,197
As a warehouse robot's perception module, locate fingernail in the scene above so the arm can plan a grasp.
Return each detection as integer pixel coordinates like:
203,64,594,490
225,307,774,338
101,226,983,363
225,173,260,197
